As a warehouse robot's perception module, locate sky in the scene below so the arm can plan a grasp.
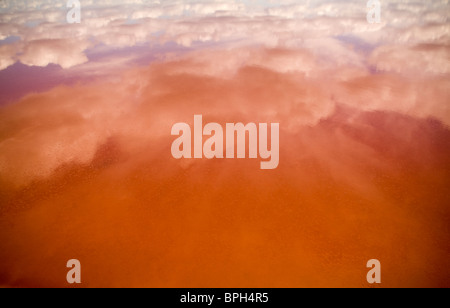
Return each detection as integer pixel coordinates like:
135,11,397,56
0,0,449,287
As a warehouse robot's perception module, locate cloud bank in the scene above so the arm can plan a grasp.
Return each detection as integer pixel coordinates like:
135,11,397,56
0,0,449,73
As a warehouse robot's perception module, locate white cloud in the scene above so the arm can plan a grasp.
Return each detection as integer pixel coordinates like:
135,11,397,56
18,39,90,68
369,44,450,75
0,42,18,69
0,0,447,76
